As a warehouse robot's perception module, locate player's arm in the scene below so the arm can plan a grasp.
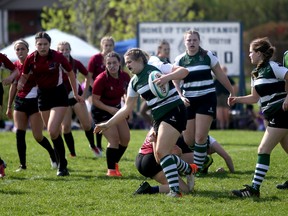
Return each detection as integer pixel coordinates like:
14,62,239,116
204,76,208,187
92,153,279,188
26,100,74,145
211,141,235,173
6,82,17,119
229,87,259,106
94,96,138,134
92,94,119,115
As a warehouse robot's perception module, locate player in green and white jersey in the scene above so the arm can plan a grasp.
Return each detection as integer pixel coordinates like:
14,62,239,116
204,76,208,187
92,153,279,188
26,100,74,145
230,37,288,198
94,48,199,197
174,29,235,171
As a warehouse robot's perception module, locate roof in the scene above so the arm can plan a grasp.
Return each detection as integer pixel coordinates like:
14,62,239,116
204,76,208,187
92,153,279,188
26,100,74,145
0,0,59,10
0,29,100,67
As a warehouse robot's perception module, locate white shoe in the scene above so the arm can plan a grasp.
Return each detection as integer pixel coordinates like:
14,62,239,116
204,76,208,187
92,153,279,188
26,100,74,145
187,163,197,192
186,174,195,192
90,146,102,157
15,166,26,172
50,159,58,169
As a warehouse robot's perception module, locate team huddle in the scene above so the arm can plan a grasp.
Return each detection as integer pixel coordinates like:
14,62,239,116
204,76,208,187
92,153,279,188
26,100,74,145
1,29,288,198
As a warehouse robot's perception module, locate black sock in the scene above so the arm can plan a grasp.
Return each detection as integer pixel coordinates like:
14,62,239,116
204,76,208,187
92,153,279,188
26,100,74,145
85,127,96,149
96,133,102,150
116,144,127,163
150,186,159,194
16,129,26,168
106,147,118,169
64,132,76,156
37,136,57,162
52,135,67,170
0,157,4,165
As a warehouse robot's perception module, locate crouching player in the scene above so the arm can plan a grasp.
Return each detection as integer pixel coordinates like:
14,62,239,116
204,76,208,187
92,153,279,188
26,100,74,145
134,129,197,195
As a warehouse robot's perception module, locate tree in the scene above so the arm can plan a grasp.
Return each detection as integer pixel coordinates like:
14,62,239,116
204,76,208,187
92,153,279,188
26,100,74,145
41,0,111,46
41,0,203,45
194,0,288,30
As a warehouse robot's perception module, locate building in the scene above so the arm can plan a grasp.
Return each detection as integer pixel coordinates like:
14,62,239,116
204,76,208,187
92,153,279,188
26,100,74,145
0,0,59,47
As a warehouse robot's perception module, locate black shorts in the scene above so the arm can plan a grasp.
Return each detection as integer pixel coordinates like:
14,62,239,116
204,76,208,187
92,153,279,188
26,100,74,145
135,153,162,178
0,82,3,106
91,104,121,124
176,136,192,153
186,92,217,120
153,103,187,134
87,85,92,97
217,94,229,108
14,96,39,116
267,108,288,129
38,84,69,111
68,85,83,106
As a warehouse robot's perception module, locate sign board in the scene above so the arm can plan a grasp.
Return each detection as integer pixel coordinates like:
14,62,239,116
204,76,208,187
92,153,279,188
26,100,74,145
138,22,242,76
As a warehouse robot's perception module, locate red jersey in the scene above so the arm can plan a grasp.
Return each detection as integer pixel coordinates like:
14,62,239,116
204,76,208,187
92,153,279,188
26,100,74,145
0,53,16,71
63,57,88,92
139,133,154,154
23,50,72,89
14,61,37,98
92,70,130,106
87,53,105,80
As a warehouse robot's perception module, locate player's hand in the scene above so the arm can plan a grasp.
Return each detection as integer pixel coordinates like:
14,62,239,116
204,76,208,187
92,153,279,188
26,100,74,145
147,130,157,142
153,74,169,87
17,82,24,91
282,96,288,111
2,77,13,85
228,96,237,106
6,107,13,119
74,94,85,103
180,96,190,107
93,123,108,134
216,167,225,173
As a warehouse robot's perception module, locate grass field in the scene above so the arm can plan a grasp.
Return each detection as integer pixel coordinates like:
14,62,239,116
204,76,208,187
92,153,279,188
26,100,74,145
0,129,288,216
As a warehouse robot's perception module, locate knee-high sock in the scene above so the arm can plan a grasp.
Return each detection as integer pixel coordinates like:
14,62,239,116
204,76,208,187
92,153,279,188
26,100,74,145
64,132,76,156
116,144,127,163
52,135,67,170
252,153,270,190
16,129,26,168
37,136,57,162
85,127,96,149
106,147,118,169
193,142,207,169
171,154,192,175
96,133,102,150
160,155,180,193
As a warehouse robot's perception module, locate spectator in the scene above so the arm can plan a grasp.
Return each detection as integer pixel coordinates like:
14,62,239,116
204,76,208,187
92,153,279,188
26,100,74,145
214,65,236,129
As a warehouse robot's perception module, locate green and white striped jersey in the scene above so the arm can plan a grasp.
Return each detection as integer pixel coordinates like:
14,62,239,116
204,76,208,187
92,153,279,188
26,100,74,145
252,61,287,118
128,64,182,121
174,49,218,98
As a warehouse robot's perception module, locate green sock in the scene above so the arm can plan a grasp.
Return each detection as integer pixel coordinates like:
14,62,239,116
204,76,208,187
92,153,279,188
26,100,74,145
252,153,270,190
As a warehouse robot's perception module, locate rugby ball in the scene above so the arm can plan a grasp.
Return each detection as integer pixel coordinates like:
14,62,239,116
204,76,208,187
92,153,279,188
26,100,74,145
148,70,169,99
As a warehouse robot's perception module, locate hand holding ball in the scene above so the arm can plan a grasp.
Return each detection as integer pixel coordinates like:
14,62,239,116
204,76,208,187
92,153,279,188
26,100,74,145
148,70,169,99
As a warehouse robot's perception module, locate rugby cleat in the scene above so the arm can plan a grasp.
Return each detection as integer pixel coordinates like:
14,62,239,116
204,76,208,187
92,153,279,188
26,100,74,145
276,181,288,189
231,185,260,198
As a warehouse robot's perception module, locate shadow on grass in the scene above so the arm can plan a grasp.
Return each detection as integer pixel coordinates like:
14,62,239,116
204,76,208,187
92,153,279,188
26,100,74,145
195,170,255,179
28,172,146,182
201,171,285,181
220,143,257,147
192,189,281,202
0,189,28,195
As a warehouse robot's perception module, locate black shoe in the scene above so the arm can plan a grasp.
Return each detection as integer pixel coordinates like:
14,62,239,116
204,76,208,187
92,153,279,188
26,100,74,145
133,181,151,195
231,184,260,198
57,168,70,177
276,181,288,189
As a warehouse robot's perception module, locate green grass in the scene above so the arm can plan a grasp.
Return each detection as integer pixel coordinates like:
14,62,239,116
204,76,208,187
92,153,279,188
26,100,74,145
0,129,288,216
